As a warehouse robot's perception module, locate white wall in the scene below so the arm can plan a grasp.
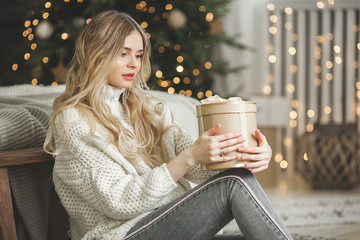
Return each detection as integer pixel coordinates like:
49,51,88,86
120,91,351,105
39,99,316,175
214,0,269,98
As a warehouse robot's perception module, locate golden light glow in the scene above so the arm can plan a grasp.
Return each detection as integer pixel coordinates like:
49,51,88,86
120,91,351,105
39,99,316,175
31,78,38,85
42,57,49,63
326,61,333,69
24,20,31,28
289,110,297,119
43,12,49,19
197,92,204,99
174,44,181,51
61,33,69,40
288,47,296,55
303,153,309,161
290,64,298,73
263,85,272,95
204,61,212,69
179,90,186,95
314,65,322,74
315,77,322,86
146,33,151,38
205,13,214,22
23,31,28,37
267,3,275,11
289,119,297,128
24,53,30,60
316,1,325,9
316,35,324,43
158,46,165,53
161,81,169,87
334,45,341,53
357,43,360,50
12,64,18,71
268,55,276,63
328,0,335,5
357,82,360,89
177,56,183,62
291,33,298,42
327,33,334,40
354,25,359,33
284,7,293,14
267,74,274,83
291,100,299,108
86,18,92,24
326,73,333,81
45,2,51,8
357,105,360,115
354,61,359,69
162,13,169,19
139,1,147,7
28,34,34,41
31,43,38,50
306,123,314,132
357,91,360,99
307,109,315,118
155,70,163,78
176,65,184,72
324,106,332,114
148,7,156,14
141,22,148,28
168,87,175,94
269,26,277,34
77,0,84,2
183,77,190,84
284,137,292,146
51,81,58,86
199,5,206,12
274,153,283,163
285,23,292,30
335,56,342,64
33,19,39,26
205,90,213,97
173,77,180,84
287,84,295,93
193,69,200,76
280,160,288,169
185,90,192,96
270,15,278,23
165,3,173,10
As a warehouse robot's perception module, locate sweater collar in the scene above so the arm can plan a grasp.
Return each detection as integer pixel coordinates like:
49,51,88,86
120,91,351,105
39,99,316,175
103,84,125,110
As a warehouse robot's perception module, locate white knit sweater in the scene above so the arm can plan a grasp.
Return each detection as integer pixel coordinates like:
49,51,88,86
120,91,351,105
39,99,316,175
52,85,217,240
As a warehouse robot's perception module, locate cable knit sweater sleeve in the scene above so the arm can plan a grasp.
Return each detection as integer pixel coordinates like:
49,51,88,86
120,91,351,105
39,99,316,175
53,108,178,221
161,102,221,184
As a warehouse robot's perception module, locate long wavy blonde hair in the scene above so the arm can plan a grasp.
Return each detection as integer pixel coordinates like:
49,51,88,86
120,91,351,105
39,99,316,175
44,10,174,167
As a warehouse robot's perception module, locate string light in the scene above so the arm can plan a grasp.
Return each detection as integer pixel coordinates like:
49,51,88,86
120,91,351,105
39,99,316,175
148,7,155,14
288,47,296,55
303,153,309,161
45,2,51,8
185,90,192,96
263,85,272,95
204,61,212,69
199,5,206,12
173,77,180,84
197,92,204,99
174,44,181,51
141,22,148,28
24,20,31,28
306,123,314,132
205,13,214,22
267,3,275,11
291,100,299,108
307,109,315,118
155,70,163,78
32,19,39,26
42,57,49,63
270,15,278,23
316,1,325,9
183,77,190,84
61,33,69,40
280,160,288,169
165,4,173,10
24,53,30,60
205,90,213,97
269,26,277,34
176,56,183,62
168,87,175,94
43,12,49,19
176,65,184,72
268,55,277,63
284,7,293,14
192,69,200,76
31,78,38,85
12,64,18,71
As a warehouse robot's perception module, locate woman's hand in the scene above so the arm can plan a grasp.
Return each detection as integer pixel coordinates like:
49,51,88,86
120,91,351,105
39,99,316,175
238,129,272,173
188,123,245,165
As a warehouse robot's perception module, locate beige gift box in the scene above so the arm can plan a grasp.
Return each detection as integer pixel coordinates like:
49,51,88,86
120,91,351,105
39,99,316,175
196,101,257,170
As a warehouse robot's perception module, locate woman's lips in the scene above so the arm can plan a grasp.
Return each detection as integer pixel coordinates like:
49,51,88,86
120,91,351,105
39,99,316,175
122,73,135,81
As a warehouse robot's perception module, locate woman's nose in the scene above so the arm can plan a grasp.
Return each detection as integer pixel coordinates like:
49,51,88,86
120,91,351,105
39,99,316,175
128,55,138,69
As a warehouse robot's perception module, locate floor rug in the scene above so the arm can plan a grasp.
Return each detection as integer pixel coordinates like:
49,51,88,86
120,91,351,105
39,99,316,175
269,192,360,228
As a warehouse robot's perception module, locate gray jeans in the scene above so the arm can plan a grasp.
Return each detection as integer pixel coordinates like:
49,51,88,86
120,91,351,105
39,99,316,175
124,168,293,240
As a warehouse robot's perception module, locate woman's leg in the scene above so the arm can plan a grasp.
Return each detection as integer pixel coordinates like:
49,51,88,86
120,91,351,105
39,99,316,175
124,168,292,240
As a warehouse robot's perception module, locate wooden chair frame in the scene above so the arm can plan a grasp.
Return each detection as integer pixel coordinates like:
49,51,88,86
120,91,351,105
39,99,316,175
0,147,53,240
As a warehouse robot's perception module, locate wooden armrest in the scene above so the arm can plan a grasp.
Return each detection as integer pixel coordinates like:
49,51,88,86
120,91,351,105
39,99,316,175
0,147,53,167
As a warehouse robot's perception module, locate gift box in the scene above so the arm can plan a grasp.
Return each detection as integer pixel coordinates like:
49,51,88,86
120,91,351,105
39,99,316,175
196,98,257,170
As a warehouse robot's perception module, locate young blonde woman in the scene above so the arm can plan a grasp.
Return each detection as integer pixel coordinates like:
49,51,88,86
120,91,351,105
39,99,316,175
44,10,293,240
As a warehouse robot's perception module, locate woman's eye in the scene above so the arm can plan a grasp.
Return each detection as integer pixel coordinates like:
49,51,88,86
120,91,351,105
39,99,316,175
121,53,127,57
136,55,143,59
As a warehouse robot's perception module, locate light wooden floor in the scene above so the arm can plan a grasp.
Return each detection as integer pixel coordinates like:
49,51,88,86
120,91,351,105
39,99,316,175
263,174,360,240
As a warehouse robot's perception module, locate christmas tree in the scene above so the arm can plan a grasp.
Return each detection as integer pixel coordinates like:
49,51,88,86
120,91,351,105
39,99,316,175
0,0,246,99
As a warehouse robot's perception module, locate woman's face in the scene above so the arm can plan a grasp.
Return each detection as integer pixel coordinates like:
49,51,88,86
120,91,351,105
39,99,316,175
107,31,144,89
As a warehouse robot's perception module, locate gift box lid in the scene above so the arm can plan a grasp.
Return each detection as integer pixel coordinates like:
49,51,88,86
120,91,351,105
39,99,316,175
196,101,256,117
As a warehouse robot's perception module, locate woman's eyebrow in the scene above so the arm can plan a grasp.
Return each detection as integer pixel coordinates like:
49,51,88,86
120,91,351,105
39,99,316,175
124,47,144,53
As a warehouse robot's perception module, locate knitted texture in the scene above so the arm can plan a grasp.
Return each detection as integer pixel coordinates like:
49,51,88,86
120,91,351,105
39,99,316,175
53,84,218,240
